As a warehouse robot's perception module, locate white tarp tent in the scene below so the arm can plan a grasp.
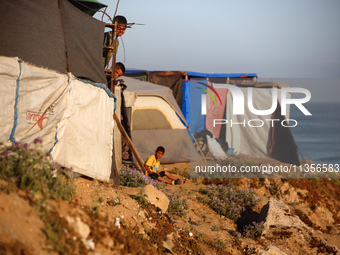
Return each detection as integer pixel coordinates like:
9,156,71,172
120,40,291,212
225,86,289,157
0,56,115,181
221,82,300,165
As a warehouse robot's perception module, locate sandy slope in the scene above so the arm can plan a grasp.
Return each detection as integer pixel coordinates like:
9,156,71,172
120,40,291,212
1,163,340,254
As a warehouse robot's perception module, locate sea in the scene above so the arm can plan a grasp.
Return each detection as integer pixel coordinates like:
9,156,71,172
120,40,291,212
289,102,340,165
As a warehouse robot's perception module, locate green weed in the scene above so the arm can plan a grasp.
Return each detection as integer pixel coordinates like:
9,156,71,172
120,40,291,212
134,191,149,206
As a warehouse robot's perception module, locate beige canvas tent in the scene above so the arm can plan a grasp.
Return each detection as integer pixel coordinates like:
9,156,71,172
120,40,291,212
0,56,116,181
0,0,122,181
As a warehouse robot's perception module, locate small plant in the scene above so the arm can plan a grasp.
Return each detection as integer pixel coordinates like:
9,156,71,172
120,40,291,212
0,140,78,253
188,226,204,242
172,167,179,175
134,191,148,206
163,188,189,217
198,185,260,222
239,221,264,238
119,165,166,190
331,178,340,186
0,140,75,202
119,165,148,187
181,169,190,179
222,154,258,170
211,238,227,250
268,182,280,196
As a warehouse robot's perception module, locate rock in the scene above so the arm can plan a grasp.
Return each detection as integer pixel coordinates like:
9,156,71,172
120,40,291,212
259,251,270,255
67,216,91,240
243,244,269,255
84,238,95,250
265,245,287,255
279,182,300,203
163,233,175,253
258,197,309,233
243,244,287,255
142,185,169,213
102,236,114,248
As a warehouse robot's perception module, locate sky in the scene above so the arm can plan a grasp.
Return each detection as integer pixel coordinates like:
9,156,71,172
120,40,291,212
94,0,340,102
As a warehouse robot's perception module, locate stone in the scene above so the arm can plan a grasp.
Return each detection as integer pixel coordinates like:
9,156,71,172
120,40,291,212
265,245,287,255
258,197,309,233
84,238,95,250
72,217,91,240
163,233,175,253
142,185,169,213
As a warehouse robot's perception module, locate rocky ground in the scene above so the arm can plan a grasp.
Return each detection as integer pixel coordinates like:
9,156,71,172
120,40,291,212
1,160,340,255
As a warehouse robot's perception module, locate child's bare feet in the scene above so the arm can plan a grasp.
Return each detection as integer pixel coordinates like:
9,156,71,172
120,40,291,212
171,179,187,185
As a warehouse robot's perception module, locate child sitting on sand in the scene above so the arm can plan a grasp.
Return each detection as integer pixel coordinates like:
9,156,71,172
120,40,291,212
144,146,185,185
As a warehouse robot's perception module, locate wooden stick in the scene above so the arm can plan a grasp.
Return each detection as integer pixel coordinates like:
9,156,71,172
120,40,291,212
186,124,207,162
113,113,146,173
110,20,117,93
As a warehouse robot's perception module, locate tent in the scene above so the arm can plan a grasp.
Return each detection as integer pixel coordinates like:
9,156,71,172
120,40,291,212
125,70,300,165
122,76,202,164
186,80,300,165
222,81,300,165
0,0,106,84
0,0,124,181
0,56,116,181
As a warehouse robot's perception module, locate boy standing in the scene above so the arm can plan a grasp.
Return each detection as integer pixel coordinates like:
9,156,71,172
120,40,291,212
144,146,185,185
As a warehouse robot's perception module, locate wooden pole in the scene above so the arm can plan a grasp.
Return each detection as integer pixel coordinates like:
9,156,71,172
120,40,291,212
113,113,146,173
110,20,118,93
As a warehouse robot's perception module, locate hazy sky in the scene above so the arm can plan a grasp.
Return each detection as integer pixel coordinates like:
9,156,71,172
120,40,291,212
94,0,340,102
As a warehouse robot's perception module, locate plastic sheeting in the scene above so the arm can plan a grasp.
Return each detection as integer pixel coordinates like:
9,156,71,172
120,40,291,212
0,57,115,181
205,84,229,139
181,79,191,127
224,86,299,165
189,79,207,136
0,0,106,84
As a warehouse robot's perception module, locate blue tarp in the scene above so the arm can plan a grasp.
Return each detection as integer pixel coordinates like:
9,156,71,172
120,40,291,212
180,79,190,126
186,71,257,78
125,69,258,79
189,79,207,137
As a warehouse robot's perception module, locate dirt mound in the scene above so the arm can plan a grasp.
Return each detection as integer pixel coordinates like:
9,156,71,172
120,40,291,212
1,163,340,254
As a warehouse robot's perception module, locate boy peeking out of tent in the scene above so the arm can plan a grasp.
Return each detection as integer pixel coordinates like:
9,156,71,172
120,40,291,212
103,15,127,69
144,146,186,185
